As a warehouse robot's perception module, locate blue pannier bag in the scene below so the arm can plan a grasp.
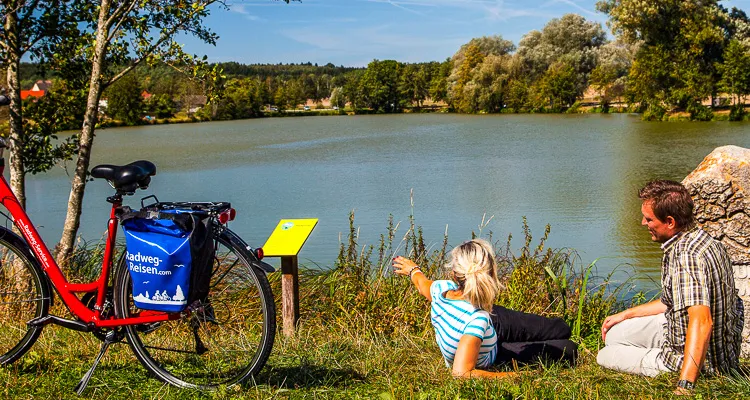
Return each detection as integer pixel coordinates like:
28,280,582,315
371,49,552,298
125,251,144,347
121,210,213,312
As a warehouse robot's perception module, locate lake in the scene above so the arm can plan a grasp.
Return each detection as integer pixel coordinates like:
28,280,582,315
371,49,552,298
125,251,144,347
22,113,750,289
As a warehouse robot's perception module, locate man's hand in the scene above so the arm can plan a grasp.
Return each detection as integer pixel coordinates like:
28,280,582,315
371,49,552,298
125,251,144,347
601,312,627,341
600,300,668,341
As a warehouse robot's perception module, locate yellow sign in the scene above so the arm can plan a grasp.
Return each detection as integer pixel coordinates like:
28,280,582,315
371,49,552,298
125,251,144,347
262,219,318,257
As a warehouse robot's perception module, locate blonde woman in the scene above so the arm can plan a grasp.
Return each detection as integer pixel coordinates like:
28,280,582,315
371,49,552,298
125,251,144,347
393,239,577,378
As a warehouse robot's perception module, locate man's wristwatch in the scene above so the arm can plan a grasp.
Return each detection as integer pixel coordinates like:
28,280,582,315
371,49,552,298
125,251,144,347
676,380,695,390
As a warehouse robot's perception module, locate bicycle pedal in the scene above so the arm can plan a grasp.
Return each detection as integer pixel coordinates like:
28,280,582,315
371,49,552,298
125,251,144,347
195,304,218,324
136,322,162,334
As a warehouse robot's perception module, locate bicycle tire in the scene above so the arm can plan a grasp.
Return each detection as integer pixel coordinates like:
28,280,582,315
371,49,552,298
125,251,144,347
0,227,50,365
113,228,276,389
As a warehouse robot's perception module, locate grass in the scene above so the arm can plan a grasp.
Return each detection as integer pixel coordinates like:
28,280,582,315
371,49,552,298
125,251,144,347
2,321,748,399
1,213,749,399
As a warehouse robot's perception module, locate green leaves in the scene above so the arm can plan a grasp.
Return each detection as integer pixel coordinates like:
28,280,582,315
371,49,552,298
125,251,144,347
717,39,750,107
104,72,144,125
599,0,741,117
20,84,84,174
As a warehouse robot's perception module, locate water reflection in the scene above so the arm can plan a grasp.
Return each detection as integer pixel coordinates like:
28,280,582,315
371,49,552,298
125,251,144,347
612,119,750,289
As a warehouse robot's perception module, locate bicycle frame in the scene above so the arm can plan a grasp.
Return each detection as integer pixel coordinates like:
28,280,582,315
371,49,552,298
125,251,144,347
0,160,177,329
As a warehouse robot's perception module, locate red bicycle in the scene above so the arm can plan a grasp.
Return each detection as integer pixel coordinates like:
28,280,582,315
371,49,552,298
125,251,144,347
0,141,276,393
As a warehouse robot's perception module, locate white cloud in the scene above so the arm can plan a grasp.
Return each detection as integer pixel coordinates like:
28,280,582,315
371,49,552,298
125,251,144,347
229,4,250,14
542,0,598,17
363,0,599,21
228,4,263,21
279,24,465,65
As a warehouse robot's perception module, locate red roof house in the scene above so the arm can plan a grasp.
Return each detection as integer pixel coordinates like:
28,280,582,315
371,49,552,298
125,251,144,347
20,90,45,100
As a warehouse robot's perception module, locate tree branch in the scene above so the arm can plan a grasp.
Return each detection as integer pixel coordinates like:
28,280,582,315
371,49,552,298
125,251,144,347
105,0,138,35
19,0,43,22
105,5,214,87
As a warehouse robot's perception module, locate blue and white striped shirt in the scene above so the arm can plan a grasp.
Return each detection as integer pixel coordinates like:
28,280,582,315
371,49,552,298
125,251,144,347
430,280,497,368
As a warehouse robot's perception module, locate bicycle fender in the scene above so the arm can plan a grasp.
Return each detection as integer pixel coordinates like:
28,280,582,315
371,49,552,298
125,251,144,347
221,228,276,273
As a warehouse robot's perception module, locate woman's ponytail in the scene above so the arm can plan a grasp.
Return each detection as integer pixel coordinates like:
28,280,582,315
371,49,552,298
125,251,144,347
448,239,500,312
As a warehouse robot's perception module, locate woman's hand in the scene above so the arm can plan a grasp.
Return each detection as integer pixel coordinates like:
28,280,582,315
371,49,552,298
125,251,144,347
393,256,432,300
392,256,418,277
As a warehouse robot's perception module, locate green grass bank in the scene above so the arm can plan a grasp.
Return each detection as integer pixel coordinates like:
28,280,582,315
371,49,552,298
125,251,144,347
2,214,749,399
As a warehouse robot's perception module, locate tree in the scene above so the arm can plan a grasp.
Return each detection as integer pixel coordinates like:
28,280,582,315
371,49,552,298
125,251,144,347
429,59,450,106
174,285,185,301
537,62,578,111
329,86,346,109
359,59,403,112
590,41,633,111
55,0,298,266
447,36,514,109
0,0,78,208
598,0,727,116
105,73,143,124
717,39,750,118
448,43,485,112
213,78,263,119
146,93,177,119
399,64,428,108
517,14,606,100
20,82,83,174
505,79,529,112
473,55,511,113
342,70,363,110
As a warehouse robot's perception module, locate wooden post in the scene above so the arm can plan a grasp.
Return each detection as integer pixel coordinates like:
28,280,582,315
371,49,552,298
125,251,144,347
262,218,317,337
281,255,299,337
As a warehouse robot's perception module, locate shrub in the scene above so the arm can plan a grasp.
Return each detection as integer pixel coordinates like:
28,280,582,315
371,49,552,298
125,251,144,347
729,105,746,121
642,104,667,121
688,103,713,121
301,212,629,350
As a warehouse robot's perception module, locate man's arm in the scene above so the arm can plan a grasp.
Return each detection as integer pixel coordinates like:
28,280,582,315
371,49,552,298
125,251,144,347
602,299,668,340
675,305,712,395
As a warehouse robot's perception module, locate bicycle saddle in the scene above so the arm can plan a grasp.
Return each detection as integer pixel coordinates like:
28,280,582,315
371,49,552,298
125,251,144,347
91,160,156,194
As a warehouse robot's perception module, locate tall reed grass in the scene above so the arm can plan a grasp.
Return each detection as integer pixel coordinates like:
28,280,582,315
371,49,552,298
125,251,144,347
297,211,640,352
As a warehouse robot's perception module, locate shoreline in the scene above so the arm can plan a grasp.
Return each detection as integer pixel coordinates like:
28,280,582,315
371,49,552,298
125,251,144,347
95,105,750,129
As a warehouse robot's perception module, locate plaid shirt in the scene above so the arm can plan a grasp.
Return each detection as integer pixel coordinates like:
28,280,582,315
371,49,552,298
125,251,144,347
658,227,743,373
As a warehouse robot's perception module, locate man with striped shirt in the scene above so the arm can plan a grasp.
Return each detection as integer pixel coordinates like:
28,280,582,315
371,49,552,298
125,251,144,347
597,180,742,395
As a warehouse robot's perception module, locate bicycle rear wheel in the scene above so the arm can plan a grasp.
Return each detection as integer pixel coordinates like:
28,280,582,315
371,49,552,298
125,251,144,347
113,229,276,389
0,227,50,365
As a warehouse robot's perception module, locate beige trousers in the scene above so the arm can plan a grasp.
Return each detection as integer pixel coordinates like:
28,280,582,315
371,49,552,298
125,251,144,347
596,313,673,377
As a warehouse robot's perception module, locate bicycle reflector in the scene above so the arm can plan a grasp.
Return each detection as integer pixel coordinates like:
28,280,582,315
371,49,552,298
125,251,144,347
254,247,264,260
218,208,236,224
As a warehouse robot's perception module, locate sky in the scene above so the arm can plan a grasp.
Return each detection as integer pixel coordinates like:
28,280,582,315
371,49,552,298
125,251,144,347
184,0,750,67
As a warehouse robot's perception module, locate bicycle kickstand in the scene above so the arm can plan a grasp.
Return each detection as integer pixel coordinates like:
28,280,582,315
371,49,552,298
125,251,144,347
74,330,117,396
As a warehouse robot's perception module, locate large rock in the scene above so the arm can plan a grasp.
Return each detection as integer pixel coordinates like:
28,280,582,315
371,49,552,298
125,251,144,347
683,145,750,357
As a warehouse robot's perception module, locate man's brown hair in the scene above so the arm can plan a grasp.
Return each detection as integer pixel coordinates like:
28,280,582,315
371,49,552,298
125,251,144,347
639,180,695,230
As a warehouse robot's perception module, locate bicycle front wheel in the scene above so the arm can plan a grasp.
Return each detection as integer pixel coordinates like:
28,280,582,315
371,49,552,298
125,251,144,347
0,227,50,365
113,229,276,389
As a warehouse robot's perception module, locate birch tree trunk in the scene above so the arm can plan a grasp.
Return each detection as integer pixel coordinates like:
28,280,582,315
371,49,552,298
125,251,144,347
4,8,26,209
55,0,112,267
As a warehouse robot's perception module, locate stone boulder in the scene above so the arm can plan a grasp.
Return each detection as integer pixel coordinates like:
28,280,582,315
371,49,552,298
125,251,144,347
683,145,750,357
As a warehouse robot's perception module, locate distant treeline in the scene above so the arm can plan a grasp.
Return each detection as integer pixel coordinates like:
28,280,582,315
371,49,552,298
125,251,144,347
18,2,750,123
